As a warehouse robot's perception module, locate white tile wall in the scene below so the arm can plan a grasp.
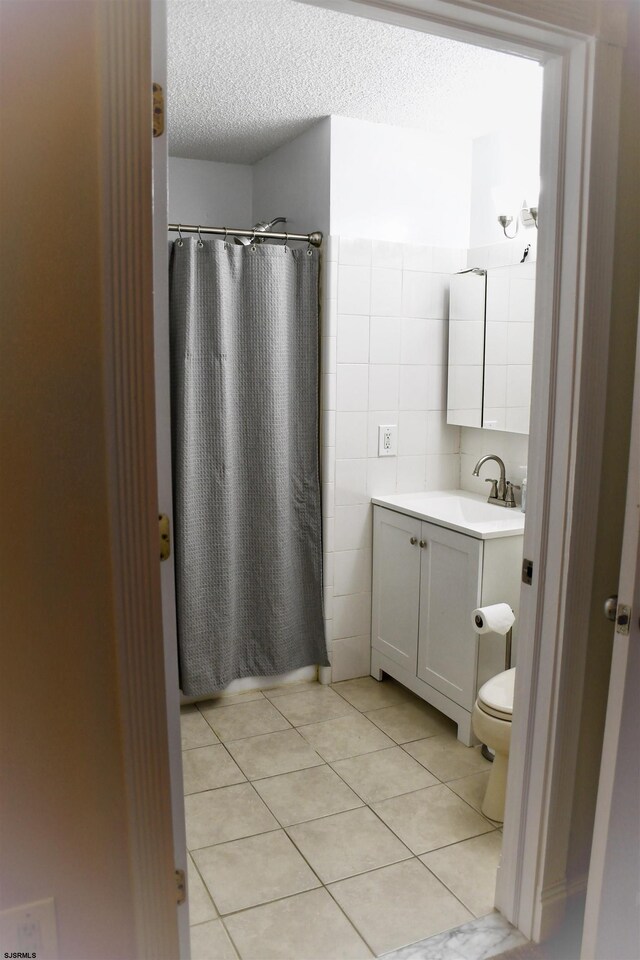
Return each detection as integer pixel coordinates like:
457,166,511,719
321,236,464,682
459,426,530,501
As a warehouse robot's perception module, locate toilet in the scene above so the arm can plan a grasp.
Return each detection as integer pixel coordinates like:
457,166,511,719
472,667,515,822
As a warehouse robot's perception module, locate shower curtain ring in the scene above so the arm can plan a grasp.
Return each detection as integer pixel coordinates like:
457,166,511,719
284,232,289,251
251,229,257,251
306,238,313,256
197,225,204,248
223,227,228,247
177,224,184,247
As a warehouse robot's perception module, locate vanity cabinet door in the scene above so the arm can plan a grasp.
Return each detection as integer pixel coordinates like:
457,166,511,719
372,507,421,672
417,522,482,710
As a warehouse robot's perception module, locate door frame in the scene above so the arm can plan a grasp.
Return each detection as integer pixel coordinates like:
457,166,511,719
305,0,626,940
101,0,628,953
581,296,640,959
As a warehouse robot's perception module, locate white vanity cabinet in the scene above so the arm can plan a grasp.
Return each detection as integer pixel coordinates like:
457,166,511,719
371,500,524,744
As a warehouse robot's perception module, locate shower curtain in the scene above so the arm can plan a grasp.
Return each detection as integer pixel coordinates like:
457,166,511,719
169,237,329,696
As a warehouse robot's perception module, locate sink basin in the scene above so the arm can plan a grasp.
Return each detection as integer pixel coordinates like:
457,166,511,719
371,490,525,539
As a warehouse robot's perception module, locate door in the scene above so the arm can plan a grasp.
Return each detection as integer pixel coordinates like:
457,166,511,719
151,3,191,956
581,300,640,960
372,507,421,671
417,522,482,710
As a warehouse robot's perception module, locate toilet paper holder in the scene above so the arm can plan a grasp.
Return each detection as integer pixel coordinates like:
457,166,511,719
474,614,513,671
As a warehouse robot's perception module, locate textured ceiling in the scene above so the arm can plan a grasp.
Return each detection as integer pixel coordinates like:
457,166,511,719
167,0,542,164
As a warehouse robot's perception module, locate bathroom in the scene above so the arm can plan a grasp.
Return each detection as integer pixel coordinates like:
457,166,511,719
164,2,542,957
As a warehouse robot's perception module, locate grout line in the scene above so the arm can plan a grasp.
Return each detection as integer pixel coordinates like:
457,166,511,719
188,824,282,855
187,678,501,959
184,775,247,798
181,739,221,750
418,855,498,921
218,916,243,960
186,851,218,922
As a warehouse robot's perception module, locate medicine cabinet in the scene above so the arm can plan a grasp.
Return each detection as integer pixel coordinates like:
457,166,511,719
447,262,535,434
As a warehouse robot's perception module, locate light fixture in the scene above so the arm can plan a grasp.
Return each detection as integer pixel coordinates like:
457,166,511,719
497,202,539,237
497,214,518,239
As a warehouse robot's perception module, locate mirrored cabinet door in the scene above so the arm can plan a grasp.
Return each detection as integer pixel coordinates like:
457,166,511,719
447,271,486,428
447,263,535,434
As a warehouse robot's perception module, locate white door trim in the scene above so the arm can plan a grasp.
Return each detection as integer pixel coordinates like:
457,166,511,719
151,3,191,957
98,0,625,952
304,0,626,941
501,36,624,940
98,1,180,956
581,297,640,959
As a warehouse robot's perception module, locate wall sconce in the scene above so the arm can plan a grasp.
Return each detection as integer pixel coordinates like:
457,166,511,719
497,214,518,239
497,203,539,238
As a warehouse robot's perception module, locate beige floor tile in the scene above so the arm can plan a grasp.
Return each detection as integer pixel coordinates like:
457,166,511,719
253,764,363,825
298,713,395,761
189,919,237,960
226,728,324,780
223,887,372,960
365,701,455,744
198,690,266,709
331,746,438,803
372,784,494,854
270,685,357,726
263,680,320,699
188,855,217,925
193,829,320,915
421,831,503,918
287,806,411,883
446,770,495,816
181,705,220,750
328,859,472,955
184,783,278,850
403,733,491,781
182,744,246,795
198,698,290,743
331,676,416,712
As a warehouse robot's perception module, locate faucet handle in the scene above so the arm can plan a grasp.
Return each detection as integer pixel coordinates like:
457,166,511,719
505,481,521,507
485,478,499,499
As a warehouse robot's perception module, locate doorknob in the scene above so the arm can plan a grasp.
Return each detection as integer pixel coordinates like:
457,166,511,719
604,595,618,622
410,536,417,545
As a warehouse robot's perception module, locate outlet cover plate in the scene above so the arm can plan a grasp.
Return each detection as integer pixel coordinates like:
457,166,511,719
0,898,58,959
378,424,397,457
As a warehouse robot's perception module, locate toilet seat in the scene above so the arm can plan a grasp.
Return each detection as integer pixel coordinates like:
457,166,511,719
477,667,515,721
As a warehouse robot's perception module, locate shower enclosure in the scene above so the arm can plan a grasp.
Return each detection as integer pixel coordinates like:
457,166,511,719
169,229,328,696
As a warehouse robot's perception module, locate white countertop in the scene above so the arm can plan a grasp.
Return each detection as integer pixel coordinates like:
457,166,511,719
372,490,526,540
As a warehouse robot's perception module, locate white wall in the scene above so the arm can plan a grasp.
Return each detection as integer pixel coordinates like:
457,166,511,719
469,124,542,249
168,156,253,227
330,115,471,247
252,118,331,237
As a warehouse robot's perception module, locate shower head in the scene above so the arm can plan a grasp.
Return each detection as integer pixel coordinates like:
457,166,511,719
235,217,287,245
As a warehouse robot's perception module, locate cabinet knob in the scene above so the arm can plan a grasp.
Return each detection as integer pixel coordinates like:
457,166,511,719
419,540,426,548
410,536,417,545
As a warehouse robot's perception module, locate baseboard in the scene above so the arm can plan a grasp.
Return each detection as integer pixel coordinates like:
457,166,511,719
533,877,568,941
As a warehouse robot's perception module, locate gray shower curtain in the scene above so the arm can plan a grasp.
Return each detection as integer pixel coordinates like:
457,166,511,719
169,237,328,696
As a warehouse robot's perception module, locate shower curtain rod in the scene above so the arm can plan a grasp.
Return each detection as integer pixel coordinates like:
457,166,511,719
168,223,323,247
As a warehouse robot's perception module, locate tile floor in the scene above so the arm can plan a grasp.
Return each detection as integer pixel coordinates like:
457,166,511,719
182,677,502,960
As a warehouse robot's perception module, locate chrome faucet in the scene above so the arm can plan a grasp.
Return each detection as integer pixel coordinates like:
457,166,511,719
472,454,519,508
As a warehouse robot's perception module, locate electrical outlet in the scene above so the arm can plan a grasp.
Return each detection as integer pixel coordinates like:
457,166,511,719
378,424,397,457
0,899,58,959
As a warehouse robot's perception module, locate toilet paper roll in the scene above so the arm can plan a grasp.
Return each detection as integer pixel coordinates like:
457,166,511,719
472,603,515,635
